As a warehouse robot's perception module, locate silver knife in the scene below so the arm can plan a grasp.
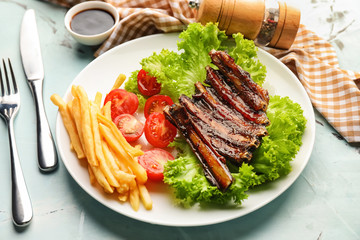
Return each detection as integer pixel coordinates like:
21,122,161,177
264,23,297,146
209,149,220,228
20,9,58,172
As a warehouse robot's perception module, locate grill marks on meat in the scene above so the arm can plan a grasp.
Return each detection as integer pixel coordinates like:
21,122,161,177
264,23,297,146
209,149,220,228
205,66,270,126
163,50,270,191
179,95,259,163
194,82,268,138
164,105,233,191
209,49,269,111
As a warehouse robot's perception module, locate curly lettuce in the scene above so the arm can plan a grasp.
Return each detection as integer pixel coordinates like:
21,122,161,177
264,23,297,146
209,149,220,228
125,22,267,105
229,33,267,85
251,96,307,182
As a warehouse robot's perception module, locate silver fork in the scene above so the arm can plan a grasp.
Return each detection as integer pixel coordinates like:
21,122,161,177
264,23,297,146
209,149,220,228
0,59,33,227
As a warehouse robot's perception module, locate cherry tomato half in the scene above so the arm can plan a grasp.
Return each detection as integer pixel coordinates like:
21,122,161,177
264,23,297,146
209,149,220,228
144,95,174,118
144,112,177,148
137,148,175,181
137,69,161,96
104,89,139,120
113,114,144,142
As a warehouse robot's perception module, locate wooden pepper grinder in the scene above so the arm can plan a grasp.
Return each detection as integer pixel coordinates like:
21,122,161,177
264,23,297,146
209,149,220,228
189,0,301,49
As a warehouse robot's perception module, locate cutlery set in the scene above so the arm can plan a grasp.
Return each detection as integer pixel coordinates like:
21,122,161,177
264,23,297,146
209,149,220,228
0,9,58,226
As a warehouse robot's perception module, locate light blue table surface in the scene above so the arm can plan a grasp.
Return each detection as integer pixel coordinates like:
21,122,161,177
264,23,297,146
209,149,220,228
1,0,359,239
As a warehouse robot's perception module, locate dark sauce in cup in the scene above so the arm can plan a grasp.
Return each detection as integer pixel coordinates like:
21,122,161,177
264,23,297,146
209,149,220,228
70,9,115,35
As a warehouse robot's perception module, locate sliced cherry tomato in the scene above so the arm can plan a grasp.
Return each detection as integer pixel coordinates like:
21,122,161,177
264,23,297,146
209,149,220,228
144,112,177,148
144,95,174,118
137,148,174,181
113,114,144,142
104,89,139,120
137,69,161,96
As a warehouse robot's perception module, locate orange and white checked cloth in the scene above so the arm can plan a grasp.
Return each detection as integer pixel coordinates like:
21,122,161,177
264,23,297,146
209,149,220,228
265,25,360,143
44,0,360,142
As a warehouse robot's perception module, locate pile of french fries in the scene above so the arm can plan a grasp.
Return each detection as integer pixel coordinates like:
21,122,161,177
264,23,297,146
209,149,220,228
50,74,152,211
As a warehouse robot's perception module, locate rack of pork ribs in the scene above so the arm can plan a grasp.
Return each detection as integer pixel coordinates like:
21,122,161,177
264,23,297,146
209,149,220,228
164,50,270,192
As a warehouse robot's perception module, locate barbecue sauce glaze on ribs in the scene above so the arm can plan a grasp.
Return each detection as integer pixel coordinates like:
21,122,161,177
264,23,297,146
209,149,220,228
164,50,270,191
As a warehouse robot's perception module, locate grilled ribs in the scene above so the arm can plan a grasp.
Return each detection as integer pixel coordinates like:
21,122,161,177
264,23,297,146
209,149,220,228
205,66,270,126
193,82,268,138
164,50,269,191
164,104,233,191
179,95,259,163
209,49,269,111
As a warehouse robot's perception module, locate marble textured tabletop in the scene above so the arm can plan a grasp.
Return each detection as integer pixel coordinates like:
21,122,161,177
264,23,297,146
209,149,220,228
0,0,359,239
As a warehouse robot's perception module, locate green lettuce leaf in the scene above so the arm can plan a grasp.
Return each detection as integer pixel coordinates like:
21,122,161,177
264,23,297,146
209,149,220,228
125,23,228,103
251,95,307,182
229,33,267,85
124,22,266,105
124,70,146,109
164,138,259,207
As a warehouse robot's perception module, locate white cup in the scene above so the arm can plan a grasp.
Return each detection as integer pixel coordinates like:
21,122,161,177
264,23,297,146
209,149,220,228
64,1,119,46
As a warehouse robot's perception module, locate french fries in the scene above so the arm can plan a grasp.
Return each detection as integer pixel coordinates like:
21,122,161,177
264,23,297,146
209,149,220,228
101,101,112,119
51,80,153,211
111,73,126,90
50,94,85,159
72,86,98,167
138,184,153,210
98,123,147,184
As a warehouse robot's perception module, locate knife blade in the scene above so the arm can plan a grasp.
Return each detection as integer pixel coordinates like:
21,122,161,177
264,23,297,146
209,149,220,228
20,9,58,172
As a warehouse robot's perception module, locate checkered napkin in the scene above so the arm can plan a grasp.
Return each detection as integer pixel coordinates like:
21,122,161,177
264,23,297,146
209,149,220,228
265,25,360,143
44,0,360,142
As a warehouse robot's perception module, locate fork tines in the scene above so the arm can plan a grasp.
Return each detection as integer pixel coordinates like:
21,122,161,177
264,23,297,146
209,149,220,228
0,58,18,96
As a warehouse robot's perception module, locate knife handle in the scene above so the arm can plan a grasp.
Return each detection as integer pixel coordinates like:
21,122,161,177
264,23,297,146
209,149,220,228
29,80,58,172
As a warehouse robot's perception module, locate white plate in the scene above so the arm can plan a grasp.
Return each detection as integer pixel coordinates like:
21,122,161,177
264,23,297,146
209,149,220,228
55,33,315,227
